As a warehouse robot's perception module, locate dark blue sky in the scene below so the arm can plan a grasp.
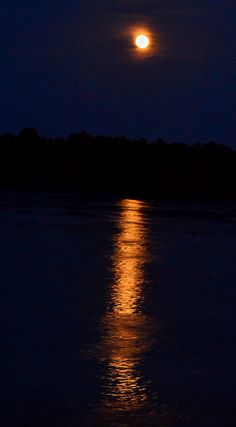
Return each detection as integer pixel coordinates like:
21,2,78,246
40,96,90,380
1,1,235,145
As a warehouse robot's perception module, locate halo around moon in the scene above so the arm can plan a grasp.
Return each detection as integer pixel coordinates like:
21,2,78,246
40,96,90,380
135,34,149,49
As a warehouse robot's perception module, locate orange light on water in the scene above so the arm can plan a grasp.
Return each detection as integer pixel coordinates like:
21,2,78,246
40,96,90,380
101,199,152,411
111,199,147,315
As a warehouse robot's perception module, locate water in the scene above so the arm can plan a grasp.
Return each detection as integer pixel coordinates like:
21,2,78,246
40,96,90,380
1,192,236,426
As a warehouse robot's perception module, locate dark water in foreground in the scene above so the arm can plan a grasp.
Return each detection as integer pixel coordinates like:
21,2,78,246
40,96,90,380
1,192,236,426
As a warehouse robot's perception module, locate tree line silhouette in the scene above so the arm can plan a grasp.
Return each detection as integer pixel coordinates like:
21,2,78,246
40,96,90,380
0,128,235,199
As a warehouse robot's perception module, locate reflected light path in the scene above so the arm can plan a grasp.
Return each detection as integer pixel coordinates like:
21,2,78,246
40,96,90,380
100,199,156,414
111,199,148,316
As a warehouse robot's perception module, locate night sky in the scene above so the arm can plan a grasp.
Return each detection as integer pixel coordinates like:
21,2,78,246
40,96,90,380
1,1,235,146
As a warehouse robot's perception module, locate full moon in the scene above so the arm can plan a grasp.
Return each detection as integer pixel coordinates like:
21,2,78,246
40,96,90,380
135,34,149,49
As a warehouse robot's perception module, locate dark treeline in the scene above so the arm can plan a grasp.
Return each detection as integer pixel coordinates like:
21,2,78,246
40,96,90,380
0,128,236,199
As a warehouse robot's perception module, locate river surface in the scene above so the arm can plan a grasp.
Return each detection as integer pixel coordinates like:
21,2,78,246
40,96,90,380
1,192,236,426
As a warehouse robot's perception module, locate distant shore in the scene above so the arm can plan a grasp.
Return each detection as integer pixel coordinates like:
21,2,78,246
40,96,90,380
0,128,235,200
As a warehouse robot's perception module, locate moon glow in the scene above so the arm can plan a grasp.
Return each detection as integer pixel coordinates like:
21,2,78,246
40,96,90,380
135,35,149,49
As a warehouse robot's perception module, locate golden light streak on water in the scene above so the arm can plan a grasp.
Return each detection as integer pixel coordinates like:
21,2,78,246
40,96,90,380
111,199,148,316
101,199,154,413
